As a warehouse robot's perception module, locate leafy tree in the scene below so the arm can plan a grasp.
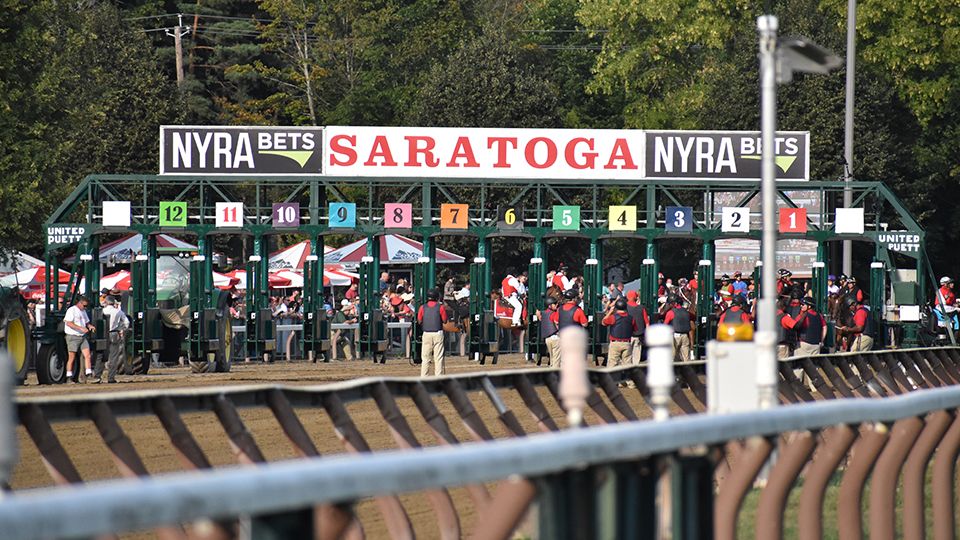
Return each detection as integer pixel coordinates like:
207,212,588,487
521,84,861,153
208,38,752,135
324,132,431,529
0,1,179,254
407,31,562,127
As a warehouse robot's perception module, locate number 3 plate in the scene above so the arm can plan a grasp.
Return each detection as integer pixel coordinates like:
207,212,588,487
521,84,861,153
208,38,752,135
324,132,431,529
665,206,693,232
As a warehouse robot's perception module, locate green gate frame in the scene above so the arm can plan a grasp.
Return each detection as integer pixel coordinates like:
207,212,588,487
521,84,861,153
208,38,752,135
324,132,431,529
41,175,930,368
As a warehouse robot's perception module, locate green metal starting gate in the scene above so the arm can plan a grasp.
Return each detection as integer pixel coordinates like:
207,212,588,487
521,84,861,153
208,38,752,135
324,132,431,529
35,174,932,382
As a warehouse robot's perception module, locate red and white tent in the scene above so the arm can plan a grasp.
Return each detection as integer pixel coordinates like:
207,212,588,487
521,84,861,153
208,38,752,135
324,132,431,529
79,269,239,292
324,266,359,286
225,270,292,290
324,235,464,266
0,266,71,290
269,241,336,271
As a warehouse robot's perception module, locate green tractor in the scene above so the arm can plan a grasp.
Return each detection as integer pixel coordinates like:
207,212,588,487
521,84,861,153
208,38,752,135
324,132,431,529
0,286,33,385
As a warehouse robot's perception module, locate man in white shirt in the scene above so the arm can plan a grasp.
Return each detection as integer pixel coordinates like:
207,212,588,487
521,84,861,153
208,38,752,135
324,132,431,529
99,296,129,383
64,296,96,382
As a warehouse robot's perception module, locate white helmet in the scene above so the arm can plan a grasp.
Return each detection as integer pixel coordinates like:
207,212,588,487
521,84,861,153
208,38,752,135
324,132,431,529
941,276,953,285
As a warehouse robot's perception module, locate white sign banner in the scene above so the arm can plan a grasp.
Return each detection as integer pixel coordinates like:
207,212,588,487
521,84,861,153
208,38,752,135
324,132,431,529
323,126,646,179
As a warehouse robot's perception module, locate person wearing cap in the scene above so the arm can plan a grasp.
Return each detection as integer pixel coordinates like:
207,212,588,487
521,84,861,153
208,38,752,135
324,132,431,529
551,266,573,291
775,298,799,359
626,290,650,364
331,299,358,361
417,289,448,376
937,277,956,307
602,297,638,367
537,296,561,367
501,272,526,327
730,272,748,300
717,295,752,328
840,297,875,351
827,275,840,296
716,274,733,305
776,269,794,296
791,297,826,356
842,276,864,305
551,289,588,330
662,294,695,362
97,295,129,384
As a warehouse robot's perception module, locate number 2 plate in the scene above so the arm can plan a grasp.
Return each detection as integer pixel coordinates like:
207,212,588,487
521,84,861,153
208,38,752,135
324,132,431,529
721,207,749,233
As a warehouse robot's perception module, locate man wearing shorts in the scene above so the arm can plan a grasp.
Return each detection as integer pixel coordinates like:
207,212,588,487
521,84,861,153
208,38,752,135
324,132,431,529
64,296,96,382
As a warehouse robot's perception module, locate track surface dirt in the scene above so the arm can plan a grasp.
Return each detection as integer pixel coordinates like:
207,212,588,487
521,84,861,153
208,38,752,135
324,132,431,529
12,354,661,539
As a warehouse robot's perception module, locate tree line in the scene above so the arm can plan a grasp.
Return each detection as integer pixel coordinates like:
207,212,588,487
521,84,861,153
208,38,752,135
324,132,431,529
1,0,957,278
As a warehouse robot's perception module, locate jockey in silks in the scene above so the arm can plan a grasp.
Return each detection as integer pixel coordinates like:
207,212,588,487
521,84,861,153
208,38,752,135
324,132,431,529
501,272,528,327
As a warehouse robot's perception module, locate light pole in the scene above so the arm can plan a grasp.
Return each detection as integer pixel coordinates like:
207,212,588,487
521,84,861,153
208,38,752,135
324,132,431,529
755,15,841,406
843,0,857,276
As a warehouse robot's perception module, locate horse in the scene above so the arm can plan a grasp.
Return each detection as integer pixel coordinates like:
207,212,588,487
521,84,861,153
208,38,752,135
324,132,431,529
545,285,563,305
443,298,470,333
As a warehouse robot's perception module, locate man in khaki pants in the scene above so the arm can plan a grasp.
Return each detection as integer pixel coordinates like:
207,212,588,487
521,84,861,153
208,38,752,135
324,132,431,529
844,298,875,352
662,295,694,362
417,289,448,376
601,298,638,366
538,297,561,367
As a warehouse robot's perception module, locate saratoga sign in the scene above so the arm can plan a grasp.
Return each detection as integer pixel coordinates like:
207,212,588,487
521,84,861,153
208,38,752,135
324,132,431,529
158,125,810,180
324,126,644,180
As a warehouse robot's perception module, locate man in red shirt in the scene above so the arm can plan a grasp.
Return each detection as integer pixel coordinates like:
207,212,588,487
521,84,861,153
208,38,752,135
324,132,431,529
791,297,826,356
663,294,694,361
625,290,650,364
775,300,799,359
717,295,752,329
417,289,448,376
938,276,956,307
602,298,638,367
776,269,794,296
551,289,588,329
840,297,875,352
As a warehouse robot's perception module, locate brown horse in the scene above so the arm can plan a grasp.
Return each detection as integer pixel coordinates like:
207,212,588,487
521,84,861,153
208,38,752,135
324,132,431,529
545,285,563,304
443,298,470,333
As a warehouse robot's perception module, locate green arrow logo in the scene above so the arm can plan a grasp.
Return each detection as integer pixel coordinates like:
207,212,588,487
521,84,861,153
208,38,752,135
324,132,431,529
741,155,798,173
261,150,314,168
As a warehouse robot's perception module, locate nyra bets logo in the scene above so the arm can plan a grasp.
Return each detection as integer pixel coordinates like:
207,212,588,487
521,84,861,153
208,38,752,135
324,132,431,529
645,131,809,180
160,126,324,175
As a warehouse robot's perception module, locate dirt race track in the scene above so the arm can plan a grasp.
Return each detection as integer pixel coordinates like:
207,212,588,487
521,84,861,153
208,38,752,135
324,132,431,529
11,354,660,539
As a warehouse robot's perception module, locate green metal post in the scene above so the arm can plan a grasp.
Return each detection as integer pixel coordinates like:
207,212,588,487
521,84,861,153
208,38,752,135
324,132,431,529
643,242,659,317
422,235,437,292
814,242,829,313
870,261,885,347
147,235,158,306
479,236,492,301
671,454,715,539
752,261,763,299
812,261,826,314
696,250,714,354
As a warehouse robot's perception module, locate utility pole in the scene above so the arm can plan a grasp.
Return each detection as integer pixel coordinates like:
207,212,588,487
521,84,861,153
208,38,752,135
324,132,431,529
842,0,857,276
166,14,191,88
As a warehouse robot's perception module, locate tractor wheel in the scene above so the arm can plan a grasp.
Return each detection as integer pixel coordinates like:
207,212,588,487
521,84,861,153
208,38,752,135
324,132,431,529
214,318,231,373
130,354,150,375
36,342,66,385
4,314,31,385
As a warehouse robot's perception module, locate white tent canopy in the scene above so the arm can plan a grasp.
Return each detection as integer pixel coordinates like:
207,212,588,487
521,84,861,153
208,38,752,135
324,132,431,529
0,252,44,276
325,234,465,266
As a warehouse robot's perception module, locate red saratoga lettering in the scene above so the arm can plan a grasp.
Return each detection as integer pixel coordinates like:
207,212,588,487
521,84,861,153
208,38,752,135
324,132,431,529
564,137,597,170
404,136,439,167
604,138,639,170
487,137,518,168
524,137,557,169
328,134,357,166
363,135,398,167
446,137,480,167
